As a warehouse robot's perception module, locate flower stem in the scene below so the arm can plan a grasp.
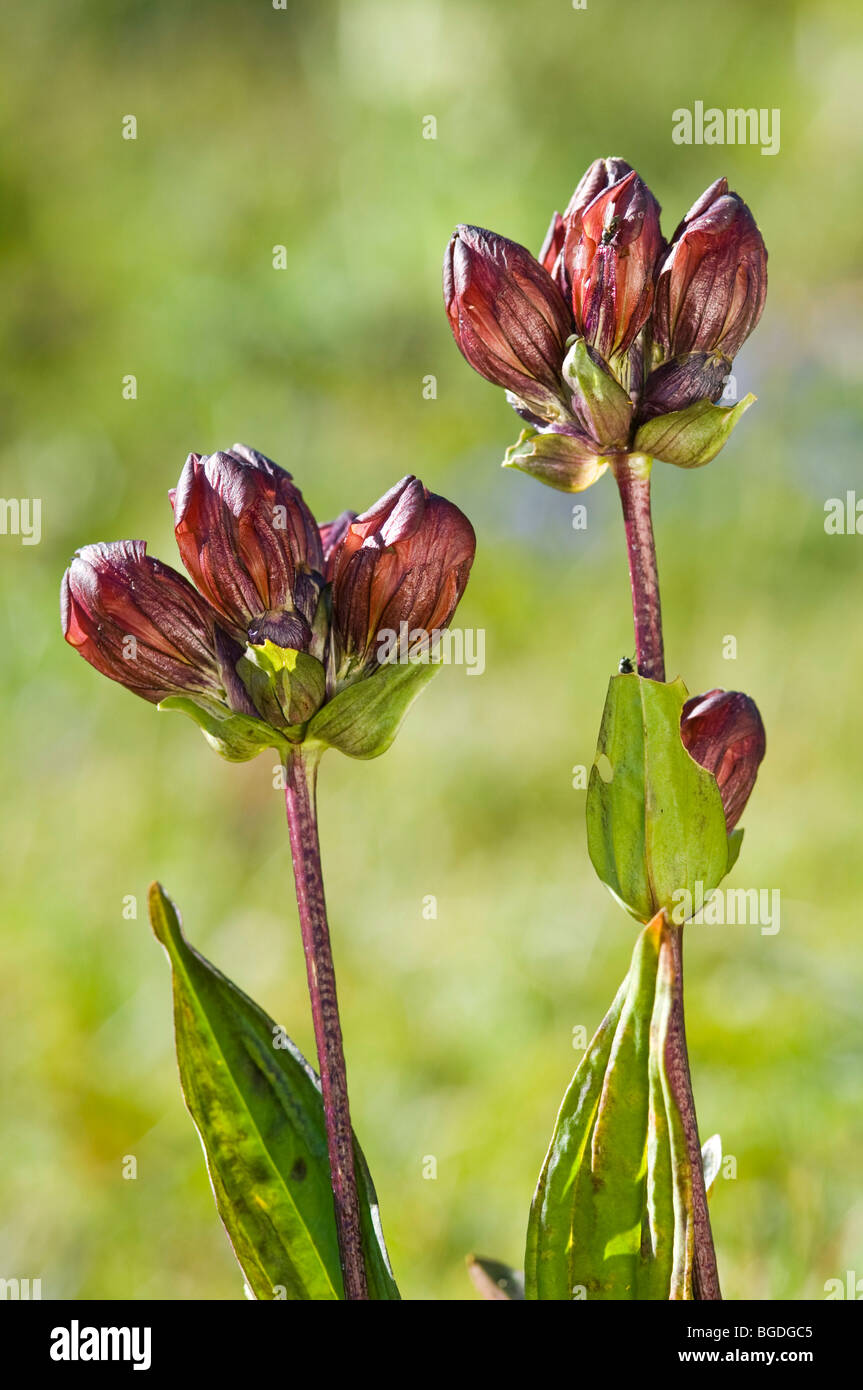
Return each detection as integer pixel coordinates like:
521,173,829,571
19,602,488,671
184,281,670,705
612,454,665,682
282,744,369,1301
613,453,720,1299
665,924,722,1300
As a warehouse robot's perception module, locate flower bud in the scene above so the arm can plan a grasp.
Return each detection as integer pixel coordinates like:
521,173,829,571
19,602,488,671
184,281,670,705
639,351,732,421
565,169,663,360
680,688,766,831
566,158,635,221
61,540,251,711
653,178,767,359
444,225,572,422
172,445,324,651
329,476,475,679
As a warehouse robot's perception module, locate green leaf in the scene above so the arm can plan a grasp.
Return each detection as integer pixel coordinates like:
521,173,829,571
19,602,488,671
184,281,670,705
306,658,440,759
634,394,756,468
525,970,629,1299
148,883,399,1300
525,913,697,1300
502,427,608,494
158,694,286,762
586,673,729,922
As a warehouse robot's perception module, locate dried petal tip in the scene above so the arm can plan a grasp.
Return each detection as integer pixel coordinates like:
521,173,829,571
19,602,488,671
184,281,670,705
680,688,766,831
542,159,635,292
564,157,635,227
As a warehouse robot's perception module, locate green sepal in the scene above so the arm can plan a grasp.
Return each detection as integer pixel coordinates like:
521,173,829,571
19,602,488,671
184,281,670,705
562,337,633,449
502,427,608,494
306,659,440,759
239,641,326,729
158,694,288,761
586,673,729,923
148,883,400,1301
633,394,756,468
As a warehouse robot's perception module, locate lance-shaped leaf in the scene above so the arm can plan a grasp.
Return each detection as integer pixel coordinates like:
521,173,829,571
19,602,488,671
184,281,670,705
525,968,629,1299
525,912,699,1300
306,658,440,760
586,673,730,922
148,883,399,1300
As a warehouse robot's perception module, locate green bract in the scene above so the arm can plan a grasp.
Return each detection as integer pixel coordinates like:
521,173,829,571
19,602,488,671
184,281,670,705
148,883,400,1301
161,643,450,763
586,673,732,922
502,427,608,494
238,640,327,729
634,393,756,469
306,658,441,760
158,694,289,762
562,337,633,449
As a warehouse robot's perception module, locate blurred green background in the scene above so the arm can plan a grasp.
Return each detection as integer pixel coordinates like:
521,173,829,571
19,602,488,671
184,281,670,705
1,0,862,1301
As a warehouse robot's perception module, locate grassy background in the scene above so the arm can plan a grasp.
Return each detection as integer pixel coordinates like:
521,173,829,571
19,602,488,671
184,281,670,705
1,0,862,1300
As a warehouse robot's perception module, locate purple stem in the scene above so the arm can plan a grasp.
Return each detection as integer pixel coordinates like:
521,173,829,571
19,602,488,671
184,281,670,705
665,925,722,1300
283,745,369,1301
613,453,721,1300
613,455,665,682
